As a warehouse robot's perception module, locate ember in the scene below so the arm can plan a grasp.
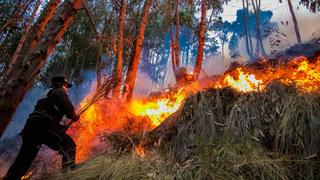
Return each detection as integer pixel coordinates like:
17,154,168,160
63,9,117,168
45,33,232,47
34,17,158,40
134,144,146,158
21,171,32,180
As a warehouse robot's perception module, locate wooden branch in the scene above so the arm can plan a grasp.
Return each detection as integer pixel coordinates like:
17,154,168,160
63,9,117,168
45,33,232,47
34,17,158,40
11,0,41,64
82,0,98,36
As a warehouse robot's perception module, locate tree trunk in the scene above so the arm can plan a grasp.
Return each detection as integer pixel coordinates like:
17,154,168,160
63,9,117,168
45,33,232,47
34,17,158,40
246,0,254,59
251,0,260,56
113,0,126,98
78,52,86,79
175,0,180,68
82,0,98,35
124,0,152,101
8,0,62,74
185,42,190,66
11,0,41,64
242,0,252,59
96,43,103,90
63,55,69,76
257,0,266,56
287,0,302,44
251,0,266,57
170,23,177,78
221,40,225,63
194,0,206,79
0,0,84,138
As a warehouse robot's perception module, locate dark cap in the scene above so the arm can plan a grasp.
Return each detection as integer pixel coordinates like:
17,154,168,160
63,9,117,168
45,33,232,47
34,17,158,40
51,76,72,88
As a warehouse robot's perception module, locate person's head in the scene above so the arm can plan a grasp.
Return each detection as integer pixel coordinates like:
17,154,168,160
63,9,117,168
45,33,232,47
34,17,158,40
51,76,72,92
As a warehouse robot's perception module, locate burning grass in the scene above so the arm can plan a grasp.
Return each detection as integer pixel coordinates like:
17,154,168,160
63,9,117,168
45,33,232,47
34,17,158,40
49,80,320,179
45,55,320,179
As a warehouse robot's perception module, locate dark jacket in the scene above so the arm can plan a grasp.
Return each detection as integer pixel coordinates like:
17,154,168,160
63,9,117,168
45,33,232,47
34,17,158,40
24,87,77,129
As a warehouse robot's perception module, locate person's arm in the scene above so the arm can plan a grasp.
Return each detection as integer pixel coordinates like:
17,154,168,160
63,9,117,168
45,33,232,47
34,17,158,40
53,88,79,121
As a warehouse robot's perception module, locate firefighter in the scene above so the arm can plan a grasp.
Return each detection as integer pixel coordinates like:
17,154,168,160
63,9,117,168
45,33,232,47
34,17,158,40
4,76,79,180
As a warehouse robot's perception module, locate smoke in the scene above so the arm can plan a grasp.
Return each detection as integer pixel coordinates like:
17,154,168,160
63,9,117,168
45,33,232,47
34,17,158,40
132,70,154,98
201,54,238,76
1,85,45,140
232,1,320,59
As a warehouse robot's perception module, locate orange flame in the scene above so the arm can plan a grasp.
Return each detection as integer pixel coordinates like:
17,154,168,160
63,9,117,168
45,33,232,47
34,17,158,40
128,89,186,126
21,171,32,180
223,68,263,92
135,144,146,158
70,56,319,162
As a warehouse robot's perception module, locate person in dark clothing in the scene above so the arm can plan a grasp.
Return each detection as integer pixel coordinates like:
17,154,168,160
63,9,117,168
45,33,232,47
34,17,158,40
4,76,79,180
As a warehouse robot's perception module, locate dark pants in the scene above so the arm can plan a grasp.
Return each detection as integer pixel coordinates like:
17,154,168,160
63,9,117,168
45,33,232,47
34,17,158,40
4,122,76,180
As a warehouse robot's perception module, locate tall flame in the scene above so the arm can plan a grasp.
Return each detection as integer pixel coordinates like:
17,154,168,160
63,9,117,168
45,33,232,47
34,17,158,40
70,56,319,161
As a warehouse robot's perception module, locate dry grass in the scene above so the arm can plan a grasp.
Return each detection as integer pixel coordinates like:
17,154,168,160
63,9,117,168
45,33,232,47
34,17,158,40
226,81,320,156
49,138,290,180
49,80,320,179
50,152,179,180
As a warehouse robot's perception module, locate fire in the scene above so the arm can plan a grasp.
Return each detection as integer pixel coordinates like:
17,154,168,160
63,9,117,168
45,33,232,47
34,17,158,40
68,91,125,162
284,57,320,92
69,55,319,162
128,89,186,126
135,144,146,158
217,56,320,93
21,171,32,180
223,68,263,92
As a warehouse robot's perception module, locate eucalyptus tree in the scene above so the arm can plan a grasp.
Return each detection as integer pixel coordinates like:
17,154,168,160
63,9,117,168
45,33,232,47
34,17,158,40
0,0,84,138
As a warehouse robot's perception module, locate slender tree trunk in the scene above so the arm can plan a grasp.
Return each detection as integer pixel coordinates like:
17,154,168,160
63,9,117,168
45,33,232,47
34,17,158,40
246,0,254,58
11,0,41,64
113,0,126,98
96,43,103,90
78,53,86,78
8,0,63,74
242,0,252,59
287,0,302,44
0,0,84,138
257,0,266,56
251,0,260,56
63,57,69,75
194,0,206,79
124,0,152,101
175,0,180,68
170,23,176,78
162,49,170,86
82,0,98,35
186,42,189,66
251,0,266,57
221,40,225,63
